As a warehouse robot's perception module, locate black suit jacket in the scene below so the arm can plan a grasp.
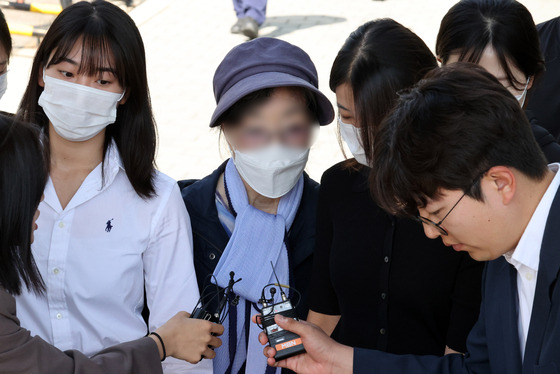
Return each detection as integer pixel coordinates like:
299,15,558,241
527,16,560,138
354,185,560,374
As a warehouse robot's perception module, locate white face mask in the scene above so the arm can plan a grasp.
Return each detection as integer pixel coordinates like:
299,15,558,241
514,77,530,107
0,71,7,101
231,143,310,199
38,70,125,142
338,116,368,166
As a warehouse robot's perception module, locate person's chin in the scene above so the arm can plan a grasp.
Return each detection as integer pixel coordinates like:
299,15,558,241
466,248,498,262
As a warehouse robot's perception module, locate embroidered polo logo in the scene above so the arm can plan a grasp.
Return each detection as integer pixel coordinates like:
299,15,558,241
105,219,114,233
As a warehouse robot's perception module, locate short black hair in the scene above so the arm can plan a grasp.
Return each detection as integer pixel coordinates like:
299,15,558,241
371,63,548,217
330,18,437,165
0,115,46,295
0,9,11,60
436,0,544,91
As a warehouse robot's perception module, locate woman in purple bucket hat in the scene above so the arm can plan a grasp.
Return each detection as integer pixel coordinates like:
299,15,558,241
179,37,334,374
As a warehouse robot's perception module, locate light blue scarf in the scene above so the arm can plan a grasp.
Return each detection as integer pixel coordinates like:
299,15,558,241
212,159,304,374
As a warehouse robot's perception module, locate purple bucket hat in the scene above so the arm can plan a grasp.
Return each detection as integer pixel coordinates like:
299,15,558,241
210,37,335,127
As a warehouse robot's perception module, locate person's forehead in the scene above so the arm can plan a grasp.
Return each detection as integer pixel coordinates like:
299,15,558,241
49,39,115,68
477,47,508,78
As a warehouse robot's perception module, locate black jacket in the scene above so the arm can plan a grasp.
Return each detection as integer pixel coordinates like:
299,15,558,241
178,160,319,319
528,110,560,162
354,175,560,374
527,16,560,138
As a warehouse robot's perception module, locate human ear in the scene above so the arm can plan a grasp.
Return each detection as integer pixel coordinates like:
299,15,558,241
487,166,516,205
118,90,129,106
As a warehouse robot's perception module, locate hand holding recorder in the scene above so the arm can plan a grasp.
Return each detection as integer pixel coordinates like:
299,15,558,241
252,314,353,374
151,312,224,364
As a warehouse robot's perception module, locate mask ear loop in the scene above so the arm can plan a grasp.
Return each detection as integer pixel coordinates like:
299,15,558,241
117,89,126,101
517,76,531,107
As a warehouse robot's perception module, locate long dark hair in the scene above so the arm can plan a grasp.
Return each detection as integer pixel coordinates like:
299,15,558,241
0,115,47,295
17,0,156,198
329,19,437,166
0,9,11,60
436,0,545,91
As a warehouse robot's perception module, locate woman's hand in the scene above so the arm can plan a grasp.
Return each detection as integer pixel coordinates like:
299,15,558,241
252,314,353,374
151,312,224,364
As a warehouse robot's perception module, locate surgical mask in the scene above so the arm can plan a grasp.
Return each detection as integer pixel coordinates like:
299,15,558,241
38,70,125,142
0,71,7,100
338,116,368,166
231,143,310,198
514,77,530,107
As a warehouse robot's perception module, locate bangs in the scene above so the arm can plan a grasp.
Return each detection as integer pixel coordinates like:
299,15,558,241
47,28,125,86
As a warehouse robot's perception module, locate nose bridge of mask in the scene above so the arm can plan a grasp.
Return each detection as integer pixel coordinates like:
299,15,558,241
42,68,125,106
232,144,310,198
338,115,369,166
233,143,309,169
339,116,364,149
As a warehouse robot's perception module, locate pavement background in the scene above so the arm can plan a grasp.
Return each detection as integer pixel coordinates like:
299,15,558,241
2,0,559,182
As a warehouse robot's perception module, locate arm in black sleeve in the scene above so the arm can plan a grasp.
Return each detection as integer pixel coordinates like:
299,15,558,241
446,252,484,352
307,173,340,315
353,266,490,374
528,116,560,164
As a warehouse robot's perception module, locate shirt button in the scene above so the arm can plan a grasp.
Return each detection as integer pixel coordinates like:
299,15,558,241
380,328,386,335
53,268,60,275
58,222,65,228
525,272,534,281
209,253,216,260
56,313,62,320
384,256,389,263
381,292,387,300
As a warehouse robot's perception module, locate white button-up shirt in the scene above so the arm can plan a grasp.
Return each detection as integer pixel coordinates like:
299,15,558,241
16,144,210,373
504,163,560,360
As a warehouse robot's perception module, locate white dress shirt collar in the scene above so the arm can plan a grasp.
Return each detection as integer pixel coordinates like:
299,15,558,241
43,141,124,213
504,163,560,271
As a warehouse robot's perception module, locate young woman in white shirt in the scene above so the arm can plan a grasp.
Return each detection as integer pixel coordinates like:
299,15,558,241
16,2,211,373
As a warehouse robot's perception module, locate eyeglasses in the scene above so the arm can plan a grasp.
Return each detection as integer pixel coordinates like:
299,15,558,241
416,171,487,236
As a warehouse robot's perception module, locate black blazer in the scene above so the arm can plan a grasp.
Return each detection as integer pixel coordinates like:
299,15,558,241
529,111,560,162
527,16,560,138
354,183,560,374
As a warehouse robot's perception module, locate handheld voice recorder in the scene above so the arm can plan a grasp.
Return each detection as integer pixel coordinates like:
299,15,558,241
258,262,305,361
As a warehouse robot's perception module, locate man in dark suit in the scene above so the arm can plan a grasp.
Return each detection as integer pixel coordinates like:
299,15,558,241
254,63,560,374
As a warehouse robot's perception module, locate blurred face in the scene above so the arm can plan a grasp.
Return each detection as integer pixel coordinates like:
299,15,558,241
447,46,531,100
417,169,519,261
335,83,358,128
40,40,125,97
223,87,316,152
